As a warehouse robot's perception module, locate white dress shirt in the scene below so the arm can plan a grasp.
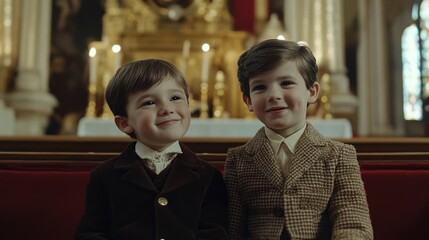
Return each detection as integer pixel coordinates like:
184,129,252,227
135,141,183,174
264,124,306,176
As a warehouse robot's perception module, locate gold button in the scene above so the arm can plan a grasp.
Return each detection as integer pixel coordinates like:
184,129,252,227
158,197,168,206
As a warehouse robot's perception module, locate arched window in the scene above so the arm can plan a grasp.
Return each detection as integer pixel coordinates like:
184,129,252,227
402,1,429,121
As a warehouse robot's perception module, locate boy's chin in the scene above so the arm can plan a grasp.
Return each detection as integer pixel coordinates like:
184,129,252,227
161,131,187,141
265,120,289,129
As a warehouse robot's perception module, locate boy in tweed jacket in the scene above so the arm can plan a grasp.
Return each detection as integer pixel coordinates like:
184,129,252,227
224,39,373,240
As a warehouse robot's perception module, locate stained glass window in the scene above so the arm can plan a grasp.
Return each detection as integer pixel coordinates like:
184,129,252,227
402,1,429,121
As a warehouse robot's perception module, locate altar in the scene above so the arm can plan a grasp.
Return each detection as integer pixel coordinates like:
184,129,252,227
0,102,15,136
77,117,353,139
77,1,353,140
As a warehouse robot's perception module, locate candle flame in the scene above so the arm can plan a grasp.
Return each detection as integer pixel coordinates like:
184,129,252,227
89,47,96,57
112,44,121,53
202,43,210,52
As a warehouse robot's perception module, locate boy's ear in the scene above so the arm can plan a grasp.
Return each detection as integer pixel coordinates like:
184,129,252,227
242,94,254,112
114,115,133,134
308,82,320,104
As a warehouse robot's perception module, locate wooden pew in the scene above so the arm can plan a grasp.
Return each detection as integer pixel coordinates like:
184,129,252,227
0,136,246,153
341,137,429,153
1,150,429,240
3,150,429,179
0,151,116,162
2,136,429,154
0,151,429,163
358,152,429,161
0,151,228,172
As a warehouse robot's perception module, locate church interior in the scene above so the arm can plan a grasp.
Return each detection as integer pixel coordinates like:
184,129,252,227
1,1,429,240
0,0,427,137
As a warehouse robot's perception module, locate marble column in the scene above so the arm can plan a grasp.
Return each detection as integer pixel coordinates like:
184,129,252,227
284,0,298,41
6,0,57,135
325,0,357,115
357,0,393,136
0,0,17,135
284,0,357,116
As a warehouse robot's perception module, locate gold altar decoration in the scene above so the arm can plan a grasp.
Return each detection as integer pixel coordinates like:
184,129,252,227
86,0,251,119
0,0,20,97
319,73,333,119
85,41,116,119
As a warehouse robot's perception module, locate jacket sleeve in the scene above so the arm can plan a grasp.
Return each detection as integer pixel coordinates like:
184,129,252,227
329,144,374,240
196,167,229,240
74,170,110,240
224,150,248,240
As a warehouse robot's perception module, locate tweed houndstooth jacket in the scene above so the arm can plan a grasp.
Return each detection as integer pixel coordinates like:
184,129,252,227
224,123,373,240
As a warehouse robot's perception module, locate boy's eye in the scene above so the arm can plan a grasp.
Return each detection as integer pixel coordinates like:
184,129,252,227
142,100,155,106
251,84,266,92
280,80,293,87
171,95,182,101
281,80,294,87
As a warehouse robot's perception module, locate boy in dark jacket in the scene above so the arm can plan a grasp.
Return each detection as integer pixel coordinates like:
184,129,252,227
75,59,228,240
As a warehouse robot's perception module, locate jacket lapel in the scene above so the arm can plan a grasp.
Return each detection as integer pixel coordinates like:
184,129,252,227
122,160,159,192
114,142,205,194
285,123,327,188
244,128,284,189
113,142,158,193
161,153,203,194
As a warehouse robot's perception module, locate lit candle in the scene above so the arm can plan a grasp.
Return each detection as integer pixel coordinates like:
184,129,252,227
112,44,122,72
201,43,210,82
181,40,190,75
182,40,190,59
88,47,97,84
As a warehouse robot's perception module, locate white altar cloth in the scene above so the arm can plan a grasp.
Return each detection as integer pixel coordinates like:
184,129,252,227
77,117,352,139
0,104,15,136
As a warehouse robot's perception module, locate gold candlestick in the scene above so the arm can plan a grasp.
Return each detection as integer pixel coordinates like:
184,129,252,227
320,73,332,119
85,83,97,118
200,43,210,118
200,81,209,118
86,46,98,118
180,40,190,76
101,72,114,118
213,70,225,118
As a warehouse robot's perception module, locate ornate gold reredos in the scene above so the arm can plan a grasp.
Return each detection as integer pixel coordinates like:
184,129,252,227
145,0,203,21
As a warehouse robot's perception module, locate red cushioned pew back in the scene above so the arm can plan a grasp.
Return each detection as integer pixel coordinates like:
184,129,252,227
1,160,429,240
0,169,90,240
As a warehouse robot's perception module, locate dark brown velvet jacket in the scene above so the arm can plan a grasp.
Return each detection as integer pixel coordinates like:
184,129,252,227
75,142,228,240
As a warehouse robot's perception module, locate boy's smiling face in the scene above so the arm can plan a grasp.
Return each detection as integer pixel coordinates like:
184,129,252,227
243,60,319,137
115,77,191,151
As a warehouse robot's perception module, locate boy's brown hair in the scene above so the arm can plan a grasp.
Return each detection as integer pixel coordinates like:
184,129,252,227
237,39,319,98
105,59,189,117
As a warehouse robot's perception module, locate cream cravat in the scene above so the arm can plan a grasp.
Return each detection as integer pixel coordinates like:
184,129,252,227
135,141,182,175
277,142,292,176
147,153,177,174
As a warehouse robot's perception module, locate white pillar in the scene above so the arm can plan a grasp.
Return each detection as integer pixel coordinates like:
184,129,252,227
0,0,17,135
325,0,357,115
284,0,298,41
369,0,393,135
299,0,312,43
312,0,324,62
357,0,393,136
286,0,357,116
6,0,57,135
357,0,370,136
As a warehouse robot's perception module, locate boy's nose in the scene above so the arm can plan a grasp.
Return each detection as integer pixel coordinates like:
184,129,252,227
158,102,174,114
268,88,282,102
268,95,282,102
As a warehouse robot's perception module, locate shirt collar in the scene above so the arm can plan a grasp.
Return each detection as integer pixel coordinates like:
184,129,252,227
135,141,182,160
264,123,306,154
